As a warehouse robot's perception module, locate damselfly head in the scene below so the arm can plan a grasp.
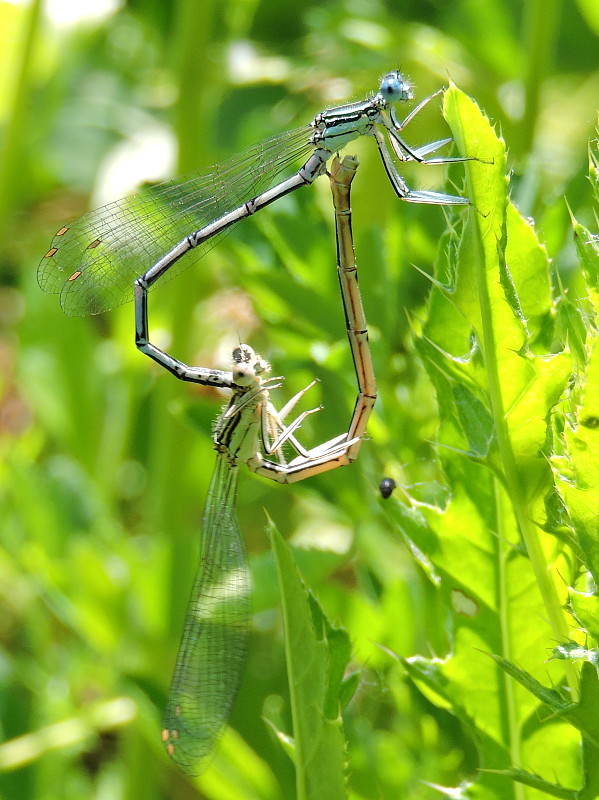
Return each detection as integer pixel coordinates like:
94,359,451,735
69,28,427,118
378,71,413,104
231,344,270,386
232,344,256,364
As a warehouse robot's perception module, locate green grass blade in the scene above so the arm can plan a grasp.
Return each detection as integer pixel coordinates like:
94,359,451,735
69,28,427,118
0,0,43,236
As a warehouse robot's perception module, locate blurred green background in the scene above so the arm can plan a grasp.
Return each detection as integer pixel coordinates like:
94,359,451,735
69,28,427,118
0,0,598,797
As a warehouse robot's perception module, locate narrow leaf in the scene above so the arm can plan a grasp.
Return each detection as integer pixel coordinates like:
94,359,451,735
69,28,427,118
268,519,347,800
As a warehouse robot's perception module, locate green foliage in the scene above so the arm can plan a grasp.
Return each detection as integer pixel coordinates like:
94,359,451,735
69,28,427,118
379,86,599,799
268,518,348,800
2,1,599,799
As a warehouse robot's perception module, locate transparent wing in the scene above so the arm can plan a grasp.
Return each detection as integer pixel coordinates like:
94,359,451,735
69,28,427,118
39,125,312,316
162,455,250,775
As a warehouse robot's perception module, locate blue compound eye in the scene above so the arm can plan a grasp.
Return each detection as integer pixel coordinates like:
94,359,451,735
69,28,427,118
379,72,413,102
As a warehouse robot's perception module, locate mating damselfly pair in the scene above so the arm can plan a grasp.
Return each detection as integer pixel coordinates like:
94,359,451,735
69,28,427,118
40,70,473,775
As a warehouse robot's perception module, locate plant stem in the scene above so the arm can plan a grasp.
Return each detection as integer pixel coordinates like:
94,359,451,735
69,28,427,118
520,0,562,155
496,481,524,796
0,0,43,237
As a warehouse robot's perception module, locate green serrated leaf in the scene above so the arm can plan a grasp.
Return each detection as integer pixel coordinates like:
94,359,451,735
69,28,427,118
268,519,347,800
443,82,575,669
484,767,577,799
305,592,352,720
491,654,599,759
505,201,552,321
554,291,588,369
559,662,599,749
323,625,353,720
506,350,572,502
571,216,599,311
452,382,494,457
569,590,599,640
382,84,584,798
488,653,571,711
338,672,359,712
556,335,599,582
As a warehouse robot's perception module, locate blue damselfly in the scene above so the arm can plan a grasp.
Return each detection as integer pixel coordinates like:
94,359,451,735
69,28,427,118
39,71,470,317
